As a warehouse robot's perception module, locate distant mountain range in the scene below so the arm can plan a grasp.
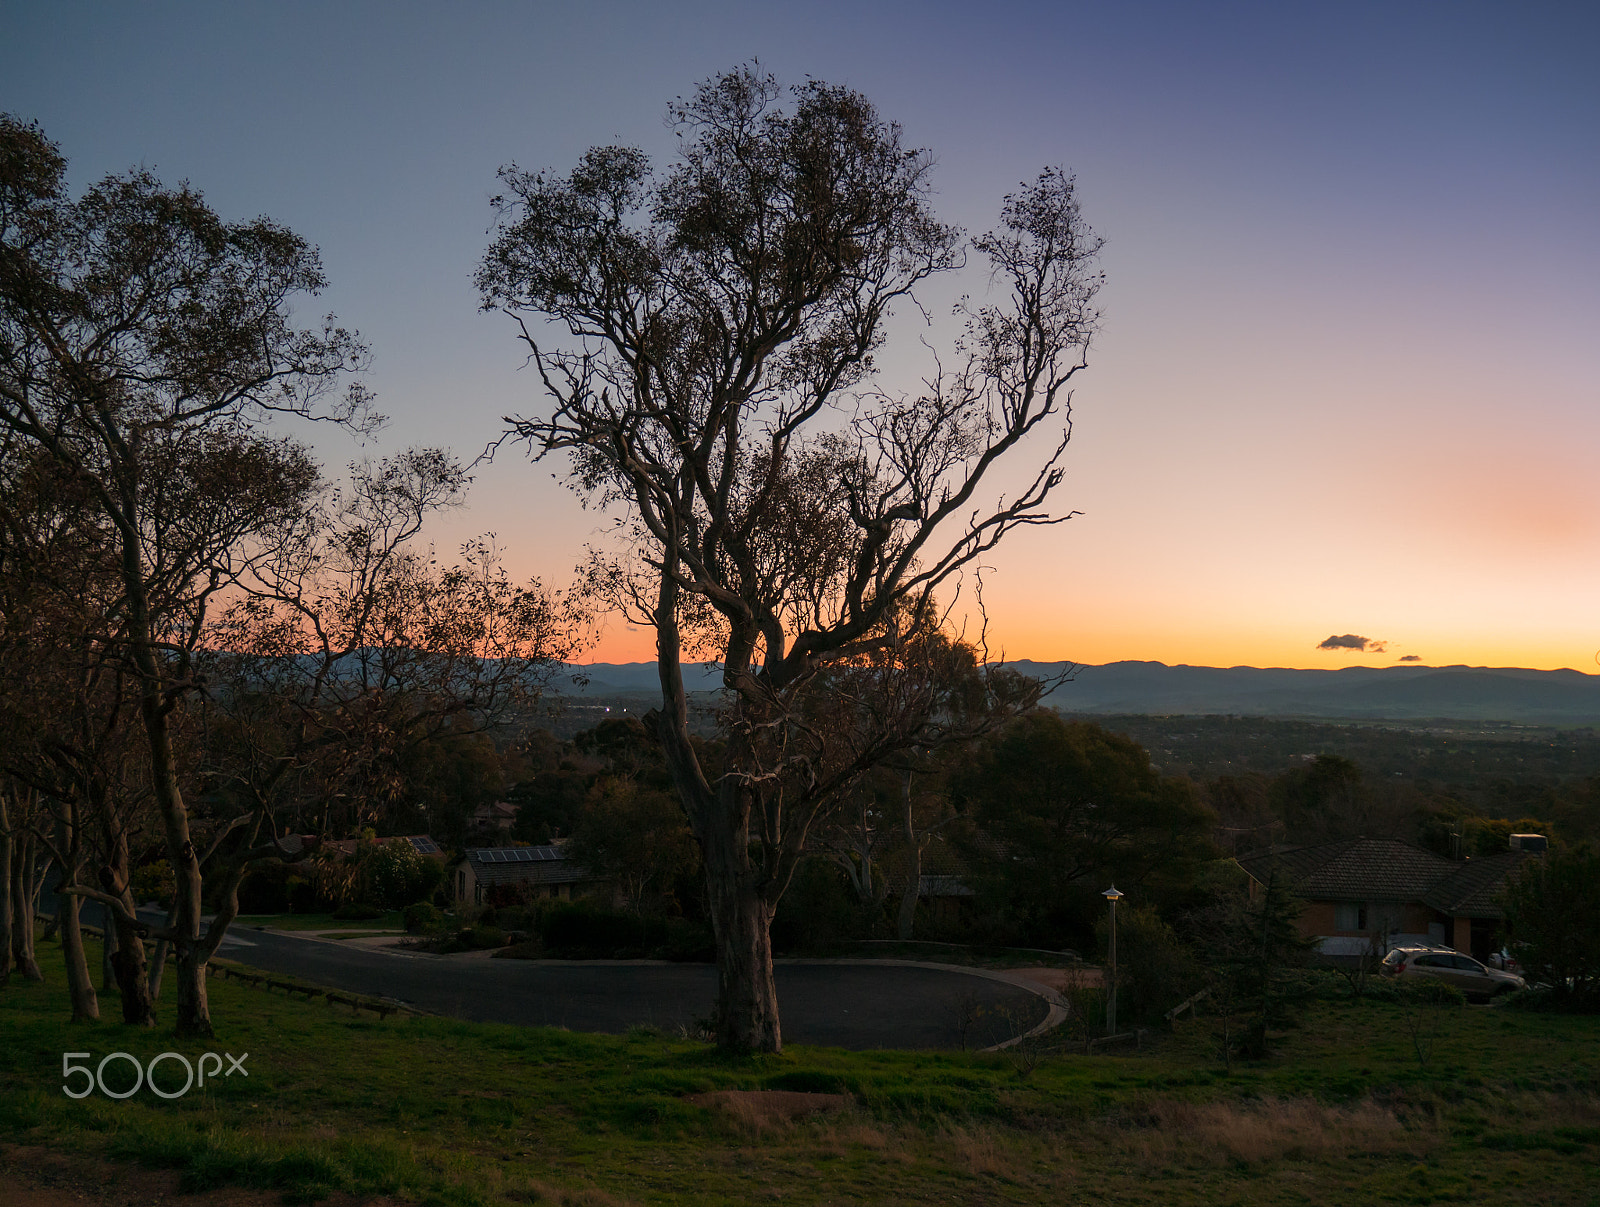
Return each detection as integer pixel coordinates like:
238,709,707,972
557,660,1600,725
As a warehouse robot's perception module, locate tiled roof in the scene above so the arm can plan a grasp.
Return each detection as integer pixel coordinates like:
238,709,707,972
876,838,972,896
1238,838,1456,904
1422,851,1528,918
1236,839,1362,886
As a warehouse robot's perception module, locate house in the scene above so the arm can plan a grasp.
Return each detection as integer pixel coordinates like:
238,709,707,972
1235,836,1534,962
470,801,520,836
452,844,597,905
871,838,978,931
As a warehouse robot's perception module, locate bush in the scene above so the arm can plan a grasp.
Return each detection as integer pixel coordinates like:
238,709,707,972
464,924,507,949
364,839,447,909
1397,976,1466,1008
659,917,715,962
402,901,445,934
235,862,292,914
287,876,320,914
130,860,176,908
331,902,384,921
1497,979,1587,1011
1095,902,1201,1023
538,905,667,958
771,860,874,952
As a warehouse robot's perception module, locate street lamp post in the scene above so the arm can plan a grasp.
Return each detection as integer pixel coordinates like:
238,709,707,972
1103,885,1123,1036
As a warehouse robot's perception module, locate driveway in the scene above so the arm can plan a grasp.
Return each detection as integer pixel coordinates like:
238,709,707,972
212,926,1050,1049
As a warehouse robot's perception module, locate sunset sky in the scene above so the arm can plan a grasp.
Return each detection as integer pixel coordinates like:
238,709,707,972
5,2,1597,670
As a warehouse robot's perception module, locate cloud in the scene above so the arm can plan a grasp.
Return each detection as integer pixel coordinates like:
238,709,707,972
1316,634,1387,653
1398,654,1422,662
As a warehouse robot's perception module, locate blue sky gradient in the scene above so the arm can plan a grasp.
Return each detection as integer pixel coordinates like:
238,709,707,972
6,1,1597,667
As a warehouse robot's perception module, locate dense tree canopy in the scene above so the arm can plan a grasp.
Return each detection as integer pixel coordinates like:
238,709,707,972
952,713,1216,946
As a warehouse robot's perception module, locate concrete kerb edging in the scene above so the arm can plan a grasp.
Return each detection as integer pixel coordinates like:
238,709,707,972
777,958,1070,1051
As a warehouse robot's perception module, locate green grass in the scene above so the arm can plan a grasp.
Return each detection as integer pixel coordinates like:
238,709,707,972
3,934,1600,1206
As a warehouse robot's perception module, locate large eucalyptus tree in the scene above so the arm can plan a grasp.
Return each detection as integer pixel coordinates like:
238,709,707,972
479,67,1102,1051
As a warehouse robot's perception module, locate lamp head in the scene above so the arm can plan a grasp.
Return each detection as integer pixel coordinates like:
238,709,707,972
1102,886,1123,902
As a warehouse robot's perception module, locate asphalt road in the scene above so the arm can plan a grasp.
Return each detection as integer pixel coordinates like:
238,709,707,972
213,927,1047,1049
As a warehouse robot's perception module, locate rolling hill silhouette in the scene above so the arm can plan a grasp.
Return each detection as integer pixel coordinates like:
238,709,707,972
558,660,1600,724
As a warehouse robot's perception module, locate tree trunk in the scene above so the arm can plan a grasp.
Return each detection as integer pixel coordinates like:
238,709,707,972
897,846,922,941
896,772,921,941
651,584,783,1052
0,792,12,986
147,901,176,1000
55,872,99,1021
700,818,781,1052
11,834,44,981
101,902,118,993
54,806,100,1019
136,655,212,1036
110,904,156,1024
100,830,156,1024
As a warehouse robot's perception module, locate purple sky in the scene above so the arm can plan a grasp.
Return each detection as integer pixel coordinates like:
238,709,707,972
6,1,1597,668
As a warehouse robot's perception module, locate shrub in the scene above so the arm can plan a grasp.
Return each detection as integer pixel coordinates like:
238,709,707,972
660,917,716,962
538,905,667,957
331,902,384,921
287,876,320,914
130,859,176,908
1095,902,1202,1023
771,860,873,952
465,924,507,949
402,901,445,934
364,839,447,909
235,862,292,914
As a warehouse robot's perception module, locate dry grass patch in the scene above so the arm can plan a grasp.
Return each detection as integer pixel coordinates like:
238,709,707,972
1105,1096,1431,1168
927,1123,1019,1178
690,1090,852,1135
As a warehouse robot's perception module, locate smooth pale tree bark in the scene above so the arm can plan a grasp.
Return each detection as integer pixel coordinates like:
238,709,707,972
10,830,45,981
53,867,98,1021
47,800,100,1020
897,773,923,941
147,902,177,1000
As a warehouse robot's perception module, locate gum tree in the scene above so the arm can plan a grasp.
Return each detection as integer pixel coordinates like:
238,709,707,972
0,115,370,1035
479,67,1102,1051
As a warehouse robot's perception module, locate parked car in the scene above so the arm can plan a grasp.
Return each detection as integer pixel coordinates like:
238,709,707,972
1380,945,1525,1000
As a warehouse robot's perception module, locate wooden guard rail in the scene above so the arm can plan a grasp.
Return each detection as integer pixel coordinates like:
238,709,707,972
206,962,402,1018
36,913,405,1020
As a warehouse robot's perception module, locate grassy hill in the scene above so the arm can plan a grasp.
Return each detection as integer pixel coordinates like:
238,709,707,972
3,938,1599,1205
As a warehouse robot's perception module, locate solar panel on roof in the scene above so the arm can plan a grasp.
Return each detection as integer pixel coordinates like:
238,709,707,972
469,845,567,864
410,837,441,855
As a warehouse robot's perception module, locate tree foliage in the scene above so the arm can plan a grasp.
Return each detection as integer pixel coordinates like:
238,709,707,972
952,713,1216,946
1500,843,1600,1010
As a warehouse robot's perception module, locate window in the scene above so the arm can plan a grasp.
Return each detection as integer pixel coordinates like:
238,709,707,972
1335,903,1367,931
